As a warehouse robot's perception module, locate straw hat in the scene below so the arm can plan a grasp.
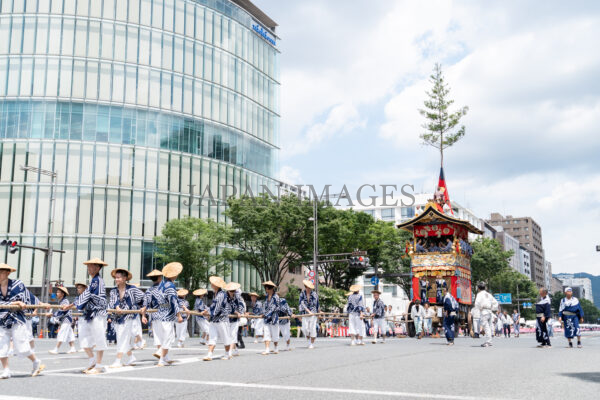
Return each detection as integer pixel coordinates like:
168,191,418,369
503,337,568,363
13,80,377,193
349,284,362,292
111,268,132,281
371,289,381,295
209,276,226,289
345,292,353,296
56,286,69,296
249,292,259,297
302,279,315,290
0,264,16,273
225,282,241,292
146,269,163,278
75,282,88,288
162,262,183,279
177,288,189,297
193,288,208,296
262,280,277,288
83,258,107,266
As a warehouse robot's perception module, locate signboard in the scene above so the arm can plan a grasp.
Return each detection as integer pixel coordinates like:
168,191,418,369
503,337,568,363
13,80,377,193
251,20,276,46
370,276,379,286
494,293,512,304
308,270,315,278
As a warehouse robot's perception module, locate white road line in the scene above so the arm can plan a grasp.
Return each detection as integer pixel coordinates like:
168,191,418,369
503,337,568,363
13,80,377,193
52,374,516,400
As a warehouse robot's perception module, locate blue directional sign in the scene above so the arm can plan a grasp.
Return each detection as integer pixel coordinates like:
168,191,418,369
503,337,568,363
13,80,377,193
494,293,512,304
370,276,379,286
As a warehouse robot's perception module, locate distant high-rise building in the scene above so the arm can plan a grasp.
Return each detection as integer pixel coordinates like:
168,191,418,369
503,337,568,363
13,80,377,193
492,226,522,274
488,213,545,288
555,274,594,304
519,246,531,278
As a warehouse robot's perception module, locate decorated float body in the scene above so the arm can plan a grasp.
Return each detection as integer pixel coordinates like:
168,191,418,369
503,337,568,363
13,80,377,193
397,202,483,325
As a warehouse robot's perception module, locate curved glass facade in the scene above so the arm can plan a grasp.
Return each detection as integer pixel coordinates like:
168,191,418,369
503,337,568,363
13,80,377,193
0,0,279,291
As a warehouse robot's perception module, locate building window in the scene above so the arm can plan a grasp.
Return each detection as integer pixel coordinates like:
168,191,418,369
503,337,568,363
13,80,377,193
381,208,395,220
362,209,375,217
401,206,414,219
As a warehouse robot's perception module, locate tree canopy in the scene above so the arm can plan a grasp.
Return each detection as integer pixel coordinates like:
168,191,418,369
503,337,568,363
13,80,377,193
470,237,513,287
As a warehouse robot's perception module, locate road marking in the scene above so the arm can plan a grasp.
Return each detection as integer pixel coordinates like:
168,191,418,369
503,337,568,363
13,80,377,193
52,374,515,400
0,397,57,400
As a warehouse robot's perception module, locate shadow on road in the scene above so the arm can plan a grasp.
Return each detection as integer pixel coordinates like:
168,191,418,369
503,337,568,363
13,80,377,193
559,372,600,383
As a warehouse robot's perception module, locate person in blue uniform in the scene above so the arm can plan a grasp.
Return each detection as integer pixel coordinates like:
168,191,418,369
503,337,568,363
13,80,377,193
144,269,164,358
154,262,183,366
419,279,431,303
299,279,319,349
443,291,459,345
370,290,386,344
278,297,293,351
415,239,426,253
108,268,147,368
535,288,552,348
249,292,264,343
435,278,447,304
49,286,76,354
175,289,190,348
261,281,280,355
225,283,245,357
0,264,45,379
441,238,453,252
558,287,584,348
65,258,109,374
193,288,210,345
204,276,232,361
346,284,366,346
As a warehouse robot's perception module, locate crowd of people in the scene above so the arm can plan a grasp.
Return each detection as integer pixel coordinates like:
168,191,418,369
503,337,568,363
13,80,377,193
0,260,587,380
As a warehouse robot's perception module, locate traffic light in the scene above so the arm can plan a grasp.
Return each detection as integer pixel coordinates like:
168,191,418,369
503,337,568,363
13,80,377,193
1,239,18,254
349,256,370,269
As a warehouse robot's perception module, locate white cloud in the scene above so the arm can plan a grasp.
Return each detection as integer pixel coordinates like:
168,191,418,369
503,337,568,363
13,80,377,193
278,165,303,185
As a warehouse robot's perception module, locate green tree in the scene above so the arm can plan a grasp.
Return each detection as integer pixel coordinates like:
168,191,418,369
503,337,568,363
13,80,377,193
226,194,313,287
318,286,348,312
154,217,234,290
284,284,301,311
470,237,513,288
419,63,469,166
489,268,538,319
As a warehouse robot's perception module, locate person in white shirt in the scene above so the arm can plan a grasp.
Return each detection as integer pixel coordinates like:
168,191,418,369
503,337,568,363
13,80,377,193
474,282,498,347
423,302,436,337
502,310,512,338
385,306,394,338
411,300,425,339
470,306,481,338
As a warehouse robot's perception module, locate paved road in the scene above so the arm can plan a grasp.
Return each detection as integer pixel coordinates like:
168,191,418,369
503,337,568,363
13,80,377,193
1,333,598,400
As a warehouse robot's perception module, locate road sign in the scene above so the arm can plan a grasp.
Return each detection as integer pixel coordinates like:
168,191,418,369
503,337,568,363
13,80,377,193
370,276,379,286
308,277,315,284
308,270,315,278
494,293,512,304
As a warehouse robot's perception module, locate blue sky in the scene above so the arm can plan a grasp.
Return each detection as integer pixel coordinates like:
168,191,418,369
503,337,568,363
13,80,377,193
253,0,600,275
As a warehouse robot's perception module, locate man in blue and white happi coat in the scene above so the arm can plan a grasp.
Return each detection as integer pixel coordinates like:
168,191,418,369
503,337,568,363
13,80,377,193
204,276,232,361
346,284,366,346
250,292,264,343
193,288,210,345
154,262,183,366
175,289,190,348
278,297,293,351
261,281,280,355
68,258,109,374
559,287,585,348
299,279,319,349
108,268,147,368
370,289,386,344
225,283,245,357
0,264,45,379
49,286,76,354
144,269,164,357
443,291,459,345
535,288,552,348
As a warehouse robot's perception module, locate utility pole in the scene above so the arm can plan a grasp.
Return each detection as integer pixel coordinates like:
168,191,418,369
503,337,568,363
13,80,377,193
21,165,59,338
516,283,520,314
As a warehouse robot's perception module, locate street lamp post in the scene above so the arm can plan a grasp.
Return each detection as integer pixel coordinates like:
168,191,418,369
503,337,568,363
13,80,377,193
21,165,58,338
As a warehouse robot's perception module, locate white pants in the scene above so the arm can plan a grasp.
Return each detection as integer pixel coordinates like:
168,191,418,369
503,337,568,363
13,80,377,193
472,318,481,335
253,318,264,336
196,318,209,335
480,313,493,344
151,320,162,347
348,314,365,336
229,321,239,345
131,317,142,338
208,321,231,346
25,319,34,342
0,324,33,357
302,315,318,338
114,319,133,354
263,323,279,343
372,318,386,339
79,316,108,351
175,320,189,342
56,321,75,343
153,321,175,350
280,323,291,342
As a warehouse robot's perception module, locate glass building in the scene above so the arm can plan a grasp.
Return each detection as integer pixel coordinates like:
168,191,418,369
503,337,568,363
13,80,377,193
0,0,279,291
